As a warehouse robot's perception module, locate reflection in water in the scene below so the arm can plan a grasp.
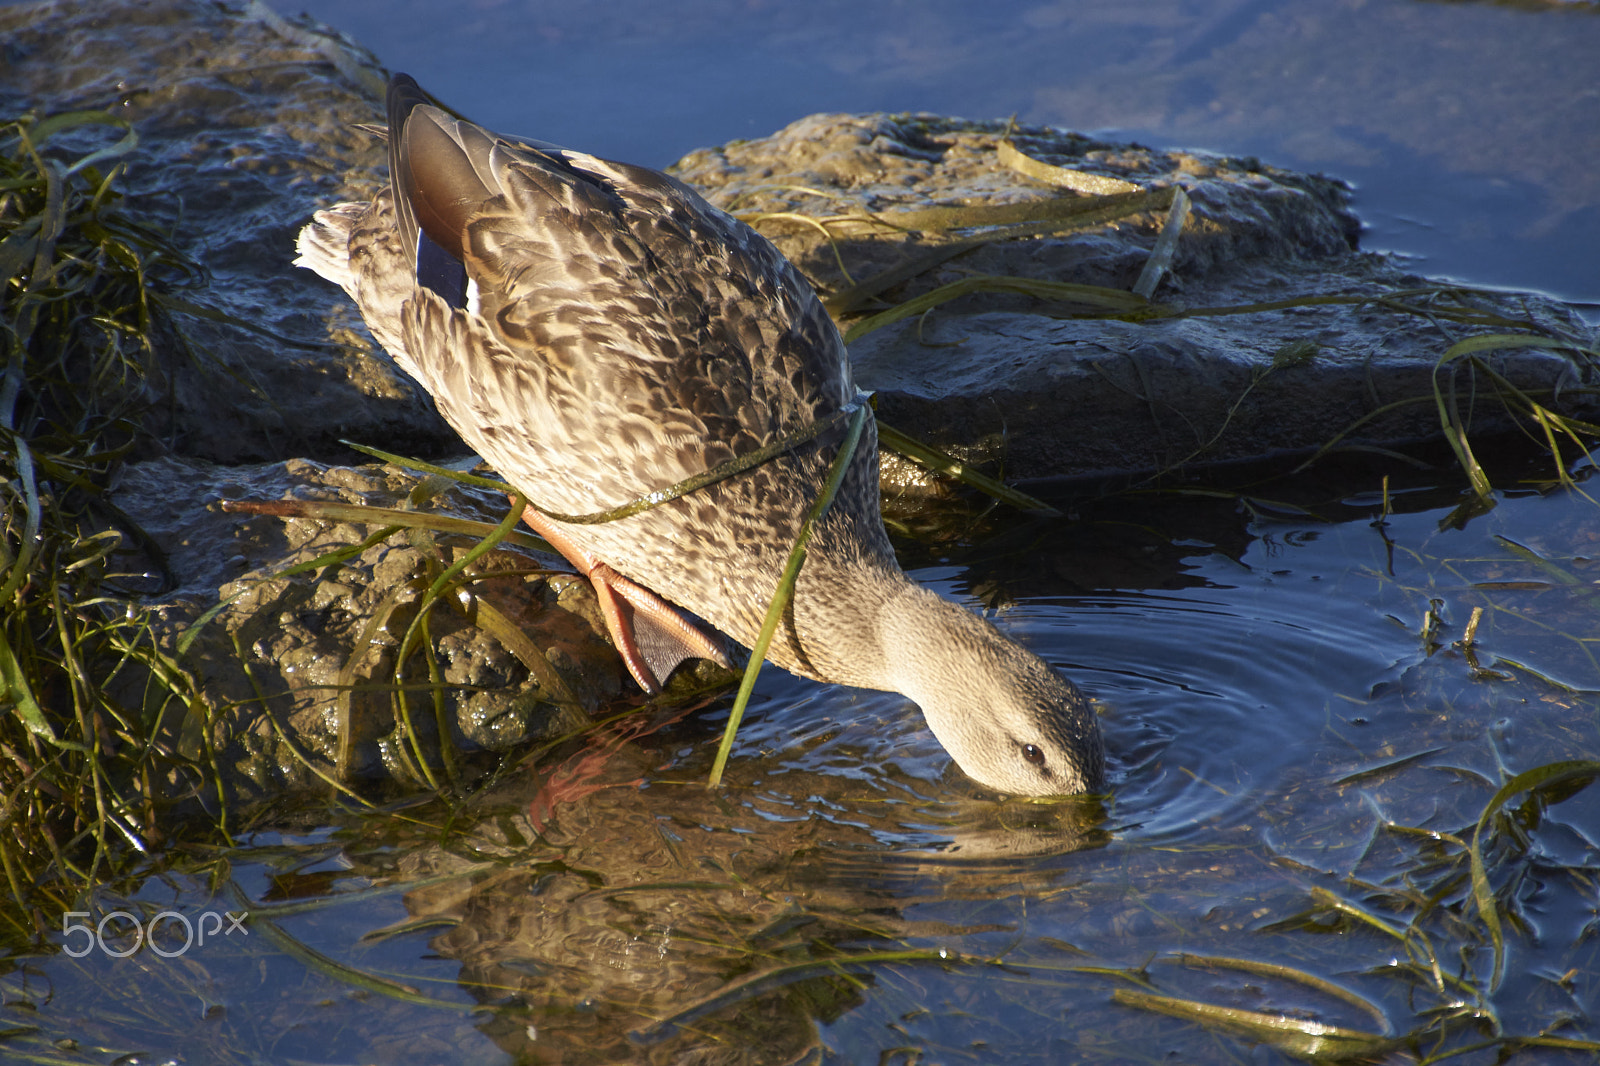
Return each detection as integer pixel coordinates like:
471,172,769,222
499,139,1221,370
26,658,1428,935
377,700,1107,1061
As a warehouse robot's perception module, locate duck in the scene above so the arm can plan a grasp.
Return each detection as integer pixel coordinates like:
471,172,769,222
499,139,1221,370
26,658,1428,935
294,73,1104,796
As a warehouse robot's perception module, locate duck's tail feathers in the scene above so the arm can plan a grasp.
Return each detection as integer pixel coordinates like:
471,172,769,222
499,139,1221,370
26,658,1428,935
293,202,366,294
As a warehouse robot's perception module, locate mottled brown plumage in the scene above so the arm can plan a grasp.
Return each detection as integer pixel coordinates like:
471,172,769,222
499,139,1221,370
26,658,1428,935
295,73,1104,795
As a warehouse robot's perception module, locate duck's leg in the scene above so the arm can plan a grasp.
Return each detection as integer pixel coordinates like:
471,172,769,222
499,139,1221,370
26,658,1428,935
517,503,731,693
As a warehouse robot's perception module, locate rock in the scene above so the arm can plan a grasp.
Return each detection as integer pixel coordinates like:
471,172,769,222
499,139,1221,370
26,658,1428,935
108,454,646,802
0,0,455,464
674,113,1598,482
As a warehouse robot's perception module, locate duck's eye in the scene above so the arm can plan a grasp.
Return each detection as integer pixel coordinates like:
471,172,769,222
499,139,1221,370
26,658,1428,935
1022,744,1045,766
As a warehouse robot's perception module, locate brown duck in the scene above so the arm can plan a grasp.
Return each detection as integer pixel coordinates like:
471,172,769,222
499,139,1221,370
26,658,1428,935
295,73,1104,795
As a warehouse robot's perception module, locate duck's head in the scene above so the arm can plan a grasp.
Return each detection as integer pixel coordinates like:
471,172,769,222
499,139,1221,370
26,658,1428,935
878,583,1105,797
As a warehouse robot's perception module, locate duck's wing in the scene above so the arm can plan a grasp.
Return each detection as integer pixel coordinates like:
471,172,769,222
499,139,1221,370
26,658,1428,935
382,74,855,518
372,76,888,686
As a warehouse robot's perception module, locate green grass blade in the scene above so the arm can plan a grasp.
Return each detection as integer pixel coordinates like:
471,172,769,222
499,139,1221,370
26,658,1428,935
221,497,552,555
1307,887,1408,940
843,273,1148,343
242,909,470,1010
0,628,57,742
1430,334,1596,501
634,947,956,1045
996,135,1142,195
174,591,242,657
1168,952,1393,1035
1132,185,1191,298
0,437,40,604
876,420,1061,516
707,402,870,787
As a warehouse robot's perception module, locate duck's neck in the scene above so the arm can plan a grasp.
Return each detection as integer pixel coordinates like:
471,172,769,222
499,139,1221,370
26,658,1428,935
868,580,1012,735
779,552,910,689
786,552,1104,795
802,571,1008,767
792,559,985,701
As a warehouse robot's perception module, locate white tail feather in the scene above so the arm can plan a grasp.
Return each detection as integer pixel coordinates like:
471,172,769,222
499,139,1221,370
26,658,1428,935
292,203,366,293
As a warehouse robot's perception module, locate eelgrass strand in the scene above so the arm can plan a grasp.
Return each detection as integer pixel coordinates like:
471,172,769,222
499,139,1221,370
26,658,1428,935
229,630,376,808
1469,759,1600,992
1166,952,1393,1035
1111,989,1394,1060
221,497,551,554
345,401,1063,533
707,401,870,788
233,888,471,1011
875,420,1060,516
634,945,960,1044
995,134,1141,196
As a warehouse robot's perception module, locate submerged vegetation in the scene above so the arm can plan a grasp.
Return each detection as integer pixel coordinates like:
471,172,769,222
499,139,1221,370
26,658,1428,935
1110,759,1600,1062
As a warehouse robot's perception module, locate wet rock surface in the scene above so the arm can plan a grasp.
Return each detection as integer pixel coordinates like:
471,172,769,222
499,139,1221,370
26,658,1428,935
8,0,1595,797
0,0,454,464
109,455,635,801
674,113,1598,482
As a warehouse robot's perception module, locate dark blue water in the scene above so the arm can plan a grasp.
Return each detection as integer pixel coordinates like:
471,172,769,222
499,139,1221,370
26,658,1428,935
281,0,1600,312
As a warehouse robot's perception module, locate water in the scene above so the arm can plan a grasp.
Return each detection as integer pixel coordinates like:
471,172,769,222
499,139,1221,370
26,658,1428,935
278,0,1600,313
9,461,1598,1063
6,1,1599,1062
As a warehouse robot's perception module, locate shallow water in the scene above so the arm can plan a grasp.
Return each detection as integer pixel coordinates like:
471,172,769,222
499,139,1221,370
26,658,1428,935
9,461,1599,1063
